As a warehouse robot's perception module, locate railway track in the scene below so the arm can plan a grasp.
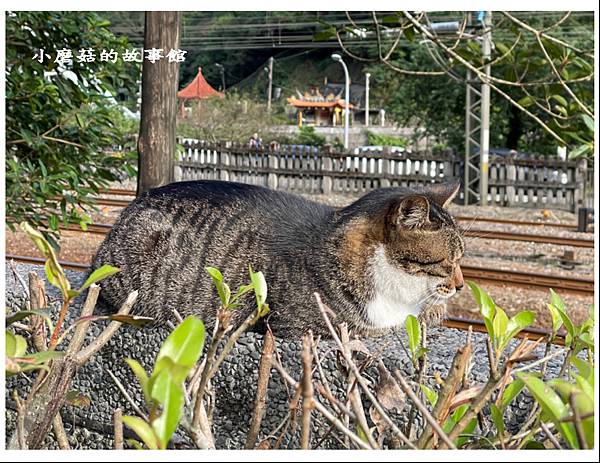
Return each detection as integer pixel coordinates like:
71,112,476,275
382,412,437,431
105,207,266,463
5,253,569,346
455,215,578,230
463,229,594,248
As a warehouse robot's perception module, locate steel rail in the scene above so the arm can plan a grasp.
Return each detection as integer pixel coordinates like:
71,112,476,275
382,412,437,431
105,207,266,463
461,264,593,296
455,215,578,230
464,228,594,248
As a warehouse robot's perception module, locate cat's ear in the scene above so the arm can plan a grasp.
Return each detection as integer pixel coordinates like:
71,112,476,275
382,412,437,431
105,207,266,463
426,180,461,208
390,195,430,230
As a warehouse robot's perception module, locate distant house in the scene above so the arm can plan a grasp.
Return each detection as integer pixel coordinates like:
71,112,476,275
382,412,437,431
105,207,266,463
287,81,382,127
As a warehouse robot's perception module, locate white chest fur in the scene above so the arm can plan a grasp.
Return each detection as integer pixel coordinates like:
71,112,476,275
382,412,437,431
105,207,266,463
365,245,435,329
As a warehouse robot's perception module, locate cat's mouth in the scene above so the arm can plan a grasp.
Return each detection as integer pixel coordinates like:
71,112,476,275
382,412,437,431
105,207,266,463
436,285,456,299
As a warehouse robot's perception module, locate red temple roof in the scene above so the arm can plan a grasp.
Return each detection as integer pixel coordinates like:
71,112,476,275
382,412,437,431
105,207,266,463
287,97,353,109
177,67,224,100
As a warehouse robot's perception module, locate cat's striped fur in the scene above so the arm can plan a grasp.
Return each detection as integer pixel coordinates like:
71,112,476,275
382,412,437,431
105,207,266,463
92,180,465,338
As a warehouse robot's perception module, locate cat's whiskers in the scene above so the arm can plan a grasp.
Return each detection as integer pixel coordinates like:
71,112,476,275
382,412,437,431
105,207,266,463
414,290,440,309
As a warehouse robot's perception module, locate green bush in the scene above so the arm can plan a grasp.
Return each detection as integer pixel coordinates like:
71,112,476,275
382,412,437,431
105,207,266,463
5,12,139,248
365,130,408,147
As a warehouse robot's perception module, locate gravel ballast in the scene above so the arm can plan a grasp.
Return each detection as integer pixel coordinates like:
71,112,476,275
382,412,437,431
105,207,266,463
5,263,569,449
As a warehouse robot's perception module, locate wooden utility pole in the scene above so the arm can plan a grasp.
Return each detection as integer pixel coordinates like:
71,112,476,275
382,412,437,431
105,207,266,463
137,11,181,195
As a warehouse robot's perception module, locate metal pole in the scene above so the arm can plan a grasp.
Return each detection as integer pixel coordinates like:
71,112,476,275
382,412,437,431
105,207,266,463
480,11,492,206
365,72,370,127
344,64,349,149
267,56,273,112
332,53,350,149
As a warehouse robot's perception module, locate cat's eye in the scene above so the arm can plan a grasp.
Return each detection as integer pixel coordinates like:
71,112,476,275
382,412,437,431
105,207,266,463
405,258,445,266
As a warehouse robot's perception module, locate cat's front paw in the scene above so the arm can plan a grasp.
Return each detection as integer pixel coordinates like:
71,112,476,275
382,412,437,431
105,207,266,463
418,301,447,327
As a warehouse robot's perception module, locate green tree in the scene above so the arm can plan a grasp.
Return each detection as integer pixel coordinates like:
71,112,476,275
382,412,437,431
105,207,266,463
321,11,594,157
5,11,139,247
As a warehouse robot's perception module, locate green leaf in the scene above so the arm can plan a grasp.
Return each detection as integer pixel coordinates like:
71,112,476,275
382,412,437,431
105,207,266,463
126,358,150,403
13,334,28,358
6,330,17,357
420,384,438,407
503,310,535,348
545,303,563,335
6,309,51,326
20,221,70,297
122,416,159,450
404,24,415,42
550,94,568,107
108,314,154,327
574,375,594,401
205,266,223,283
153,316,205,378
581,114,594,133
490,404,505,435
501,378,525,409
492,307,509,347
79,264,120,291
18,350,65,363
150,369,185,449
549,289,565,312
569,144,592,159
556,310,576,344
313,26,336,42
250,268,268,307
404,314,420,357
517,96,534,107
467,281,495,322
570,357,593,386
519,373,578,449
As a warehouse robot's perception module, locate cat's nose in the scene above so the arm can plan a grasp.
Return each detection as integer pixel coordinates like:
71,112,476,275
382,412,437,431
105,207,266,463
453,265,464,291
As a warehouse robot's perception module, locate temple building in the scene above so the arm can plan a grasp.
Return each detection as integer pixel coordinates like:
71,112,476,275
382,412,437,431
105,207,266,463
177,67,224,117
287,81,382,127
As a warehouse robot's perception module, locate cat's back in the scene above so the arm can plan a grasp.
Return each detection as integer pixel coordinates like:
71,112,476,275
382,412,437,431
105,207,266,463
92,180,332,322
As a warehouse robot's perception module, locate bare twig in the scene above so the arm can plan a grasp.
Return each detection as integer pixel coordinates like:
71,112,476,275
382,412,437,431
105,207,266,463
245,329,275,449
12,390,26,450
312,343,339,415
502,11,588,56
535,34,594,118
394,370,457,450
301,331,315,449
113,408,124,450
569,392,588,449
106,368,148,421
417,341,472,448
314,292,416,449
541,422,563,449
52,414,70,450
192,308,262,440
339,323,378,449
73,291,138,364
271,359,372,450
402,10,568,145
27,272,47,353
66,285,100,354
314,383,357,421
11,261,30,297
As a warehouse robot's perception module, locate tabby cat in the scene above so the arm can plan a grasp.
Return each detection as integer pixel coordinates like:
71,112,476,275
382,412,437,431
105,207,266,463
92,180,465,338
